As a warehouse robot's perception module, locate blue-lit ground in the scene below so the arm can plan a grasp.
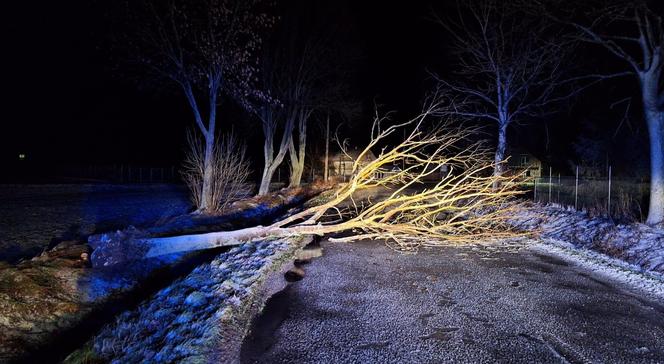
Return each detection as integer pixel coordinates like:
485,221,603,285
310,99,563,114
0,184,190,263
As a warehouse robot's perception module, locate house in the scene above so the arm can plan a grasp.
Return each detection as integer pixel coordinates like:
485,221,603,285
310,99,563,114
506,150,542,177
324,149,378,179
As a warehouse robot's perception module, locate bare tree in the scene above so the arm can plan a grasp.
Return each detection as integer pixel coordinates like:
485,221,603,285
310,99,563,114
433,0,573,185
254,31,316,194
554,0,664,224
255,57,292,195
92,99,528,265
182,131,251,213
124,0,274,209
257,18,352,193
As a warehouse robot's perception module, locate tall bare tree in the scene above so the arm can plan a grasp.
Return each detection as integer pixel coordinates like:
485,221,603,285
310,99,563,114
556,0,664,224
256,14,356,193
255,26,318,194
124,0,274,209
255,52,292,195
433,0,573,184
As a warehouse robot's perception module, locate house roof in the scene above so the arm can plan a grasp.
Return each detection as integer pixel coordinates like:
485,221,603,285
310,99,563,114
324,148,377,163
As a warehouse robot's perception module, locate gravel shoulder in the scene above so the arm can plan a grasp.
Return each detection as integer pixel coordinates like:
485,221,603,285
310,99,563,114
242,239,664,364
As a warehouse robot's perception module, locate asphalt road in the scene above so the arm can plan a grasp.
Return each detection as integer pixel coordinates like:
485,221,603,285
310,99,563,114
241,239,664,363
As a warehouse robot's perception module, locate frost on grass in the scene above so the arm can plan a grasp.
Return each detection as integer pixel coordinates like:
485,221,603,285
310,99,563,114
512,203,664,275
68,239,296,363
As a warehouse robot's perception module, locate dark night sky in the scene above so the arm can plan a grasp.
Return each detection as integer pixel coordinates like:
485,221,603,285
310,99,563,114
0,0,651,176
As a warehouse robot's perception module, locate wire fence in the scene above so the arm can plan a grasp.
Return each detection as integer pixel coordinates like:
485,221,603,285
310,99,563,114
529,166,650,223
54,164,179,184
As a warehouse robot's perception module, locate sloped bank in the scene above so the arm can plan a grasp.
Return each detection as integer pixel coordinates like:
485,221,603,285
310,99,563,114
0,184,330,363
65,236,314,363
513,203,664,275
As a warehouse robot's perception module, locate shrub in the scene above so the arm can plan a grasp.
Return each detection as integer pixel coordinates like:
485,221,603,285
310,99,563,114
182,131,252,212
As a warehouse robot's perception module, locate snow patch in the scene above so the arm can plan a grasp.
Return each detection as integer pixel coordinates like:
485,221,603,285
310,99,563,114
532,239,664,301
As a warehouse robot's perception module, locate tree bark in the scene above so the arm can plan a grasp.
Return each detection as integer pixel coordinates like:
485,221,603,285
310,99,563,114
493,122,508,189
182,82,217,211
200,135,215,210
258,112,295,195
641,70,664,225
324,114,330,182
288,112,308,187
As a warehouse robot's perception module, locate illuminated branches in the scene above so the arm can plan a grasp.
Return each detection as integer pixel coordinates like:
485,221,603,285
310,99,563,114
140,102,527,259
269,102,526,250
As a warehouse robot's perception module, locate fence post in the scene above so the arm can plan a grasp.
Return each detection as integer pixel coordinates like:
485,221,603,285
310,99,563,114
557,173,561,203
608,165,612,217
548,166,552,204
534,177,537,203
574,165,579,210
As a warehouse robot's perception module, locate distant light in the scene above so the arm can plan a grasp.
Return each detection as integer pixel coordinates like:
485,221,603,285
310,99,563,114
18,154,26,161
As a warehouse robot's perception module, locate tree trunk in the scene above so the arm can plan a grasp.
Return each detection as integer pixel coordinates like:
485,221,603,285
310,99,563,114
181,82,216,211
200,135,215,210
258,111,296,195
259,124,276,196
493,122,508,189
324,114,330,182
288,138,305,187
641,71,664,225
258,165,275,195
288,112,308,188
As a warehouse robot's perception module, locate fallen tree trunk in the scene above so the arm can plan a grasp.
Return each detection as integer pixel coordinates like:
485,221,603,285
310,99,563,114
89,182,333,267
93,103,530,267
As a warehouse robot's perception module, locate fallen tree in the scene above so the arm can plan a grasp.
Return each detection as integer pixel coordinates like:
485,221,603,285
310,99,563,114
92,101,528,267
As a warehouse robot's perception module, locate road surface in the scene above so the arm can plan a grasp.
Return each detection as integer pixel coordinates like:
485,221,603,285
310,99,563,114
242,239,664,363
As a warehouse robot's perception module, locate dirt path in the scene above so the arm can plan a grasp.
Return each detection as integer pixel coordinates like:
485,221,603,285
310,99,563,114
241,239,664,363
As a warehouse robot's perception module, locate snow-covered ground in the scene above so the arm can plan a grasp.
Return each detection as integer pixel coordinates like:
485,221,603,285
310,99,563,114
534,240,664,300
512,203,664,276
0,184,190,263
67,237,309,363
